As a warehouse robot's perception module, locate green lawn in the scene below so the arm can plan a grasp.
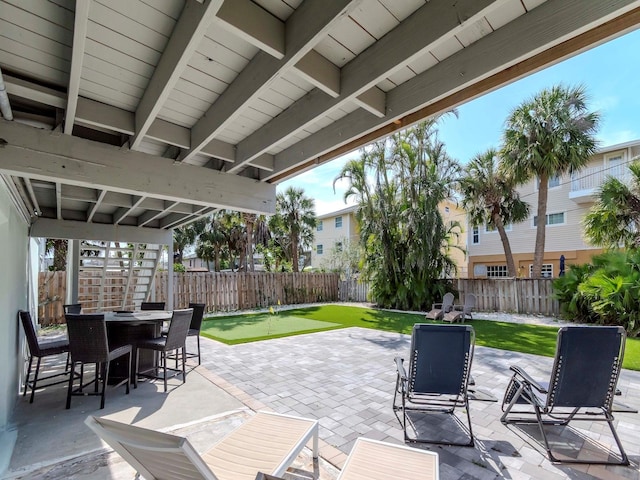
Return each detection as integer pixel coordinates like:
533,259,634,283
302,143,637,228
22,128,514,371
201,304,640,371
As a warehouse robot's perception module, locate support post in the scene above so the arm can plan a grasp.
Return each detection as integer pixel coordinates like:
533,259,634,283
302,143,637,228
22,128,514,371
167,241,174,310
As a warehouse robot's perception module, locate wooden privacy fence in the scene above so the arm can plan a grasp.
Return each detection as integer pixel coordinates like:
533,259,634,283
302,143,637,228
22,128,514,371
38,272,560,325
338,279,369,302
156,272,340,311
456,278,560,316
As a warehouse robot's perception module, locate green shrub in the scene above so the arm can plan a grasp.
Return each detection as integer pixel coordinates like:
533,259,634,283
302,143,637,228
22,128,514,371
553,249,640,336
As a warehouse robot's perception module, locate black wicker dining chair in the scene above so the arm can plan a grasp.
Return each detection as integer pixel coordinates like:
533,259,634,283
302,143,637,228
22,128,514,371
65,314,132,409
19,310,70,404
137,309,193,392
63,303,82,314
140,302,165,311
168,303,206,366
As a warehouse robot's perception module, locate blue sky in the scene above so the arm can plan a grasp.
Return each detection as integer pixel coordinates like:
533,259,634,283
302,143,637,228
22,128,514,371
279,29,640,215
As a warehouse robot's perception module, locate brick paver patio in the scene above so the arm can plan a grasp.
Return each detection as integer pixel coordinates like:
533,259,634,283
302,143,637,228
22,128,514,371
198,326,640,480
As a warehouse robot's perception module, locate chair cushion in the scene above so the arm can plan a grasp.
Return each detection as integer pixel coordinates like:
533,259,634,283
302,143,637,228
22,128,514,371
38,339,70,356
137,337,167,350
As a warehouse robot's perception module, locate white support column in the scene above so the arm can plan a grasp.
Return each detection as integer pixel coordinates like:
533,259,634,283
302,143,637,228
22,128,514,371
69,240,80,304
167,240,174,310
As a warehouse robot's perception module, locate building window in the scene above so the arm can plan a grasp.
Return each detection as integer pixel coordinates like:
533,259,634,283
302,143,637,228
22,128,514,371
316,244,323,255
537,175,561,189
486,265,509,278
485,222,512,233
335,216,342,228
317,220,323,232
533,212,565,227
529,264,553,278
472,226,479,245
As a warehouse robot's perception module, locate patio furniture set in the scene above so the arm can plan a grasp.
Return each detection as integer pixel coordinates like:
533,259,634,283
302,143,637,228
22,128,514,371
20,300,637,479
20,301,206,410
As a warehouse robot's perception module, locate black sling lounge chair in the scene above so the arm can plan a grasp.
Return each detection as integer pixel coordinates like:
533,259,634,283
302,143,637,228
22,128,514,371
393,323,476,446
501,326,631,465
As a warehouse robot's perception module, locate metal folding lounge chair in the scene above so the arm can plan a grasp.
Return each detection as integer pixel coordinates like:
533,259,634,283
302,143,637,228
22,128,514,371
86,411,318,480
393,324,476,446
501,326,633,465
442,293,475,323
425,292,454,320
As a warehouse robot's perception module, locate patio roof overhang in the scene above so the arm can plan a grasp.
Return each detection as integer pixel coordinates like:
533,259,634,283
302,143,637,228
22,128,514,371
1,0,639,239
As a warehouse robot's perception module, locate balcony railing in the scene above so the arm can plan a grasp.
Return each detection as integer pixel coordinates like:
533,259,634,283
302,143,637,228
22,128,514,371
571,164,631,192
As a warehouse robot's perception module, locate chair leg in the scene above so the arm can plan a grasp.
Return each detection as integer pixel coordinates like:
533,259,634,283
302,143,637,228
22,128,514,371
24,354,33,398
163,352,167,392
66,362,75,409
182,347,186,383
30,357,42,404
100,362,108,409
134,348,139,389
125,351,131,395
197,335,201,365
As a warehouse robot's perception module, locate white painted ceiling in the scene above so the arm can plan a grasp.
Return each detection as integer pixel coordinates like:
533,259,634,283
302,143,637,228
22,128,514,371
1,0,639,233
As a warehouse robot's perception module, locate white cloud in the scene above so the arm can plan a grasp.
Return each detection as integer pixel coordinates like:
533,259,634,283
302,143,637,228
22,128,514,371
592,95,620,112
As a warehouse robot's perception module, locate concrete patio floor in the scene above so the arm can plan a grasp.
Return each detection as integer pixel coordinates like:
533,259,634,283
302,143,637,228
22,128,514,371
4,324,640,479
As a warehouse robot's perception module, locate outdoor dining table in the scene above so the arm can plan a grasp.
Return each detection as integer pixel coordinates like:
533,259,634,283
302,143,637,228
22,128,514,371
104,311,172,384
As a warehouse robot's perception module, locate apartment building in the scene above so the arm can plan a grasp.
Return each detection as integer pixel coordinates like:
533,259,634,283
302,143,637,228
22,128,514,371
467,140,640,278
311,206,359,268
312,201,468,277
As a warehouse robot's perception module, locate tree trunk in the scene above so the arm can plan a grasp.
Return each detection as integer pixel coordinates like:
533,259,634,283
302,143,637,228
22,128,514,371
52,239,68,271
291,237,299,272
533,173,549,278
493,213,517,277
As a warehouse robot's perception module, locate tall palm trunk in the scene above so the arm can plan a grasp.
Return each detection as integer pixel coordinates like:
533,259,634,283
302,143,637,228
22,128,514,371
493,213,517,277
533,173,549,278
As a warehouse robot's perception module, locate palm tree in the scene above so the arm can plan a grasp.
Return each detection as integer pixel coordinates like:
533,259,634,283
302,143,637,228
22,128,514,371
242,212,257,271
335,119,461,310
584,159,640,249
172,220,206,265
275,187,316,272
502,84,599,278
459,149,530,277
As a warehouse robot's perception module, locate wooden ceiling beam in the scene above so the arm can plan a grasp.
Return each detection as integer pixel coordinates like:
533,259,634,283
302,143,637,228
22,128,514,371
231,0,499,171
0,120,276,214
129,0,223,150
181,0,359,163
216,0,285,59
266,0,640,181
63,0,91,135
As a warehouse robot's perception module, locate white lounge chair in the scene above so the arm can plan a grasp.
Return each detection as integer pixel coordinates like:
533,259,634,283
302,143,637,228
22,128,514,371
338,437,439,479
85,411,319,480
257,437,439,480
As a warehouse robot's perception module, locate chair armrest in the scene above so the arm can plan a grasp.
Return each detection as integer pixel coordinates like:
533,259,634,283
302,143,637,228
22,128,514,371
394,357,407,381
510,365,547,394
430,303,443,310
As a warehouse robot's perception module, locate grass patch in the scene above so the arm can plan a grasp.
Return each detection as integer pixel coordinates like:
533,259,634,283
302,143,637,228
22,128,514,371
201,313,341,344
202,305,640,371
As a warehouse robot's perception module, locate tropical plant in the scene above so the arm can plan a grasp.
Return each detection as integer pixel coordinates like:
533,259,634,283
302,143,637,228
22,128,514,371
583,159,640,249
272,187,316,272
552,250,640,336
172,220,206,265
551,262,596,323
335,119,461,310
46,239,68,271
501,84,599,277
459,149,530,277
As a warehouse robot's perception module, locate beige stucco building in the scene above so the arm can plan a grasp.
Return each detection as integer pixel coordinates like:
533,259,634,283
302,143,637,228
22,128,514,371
313,202,468,277
467,140,640,278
